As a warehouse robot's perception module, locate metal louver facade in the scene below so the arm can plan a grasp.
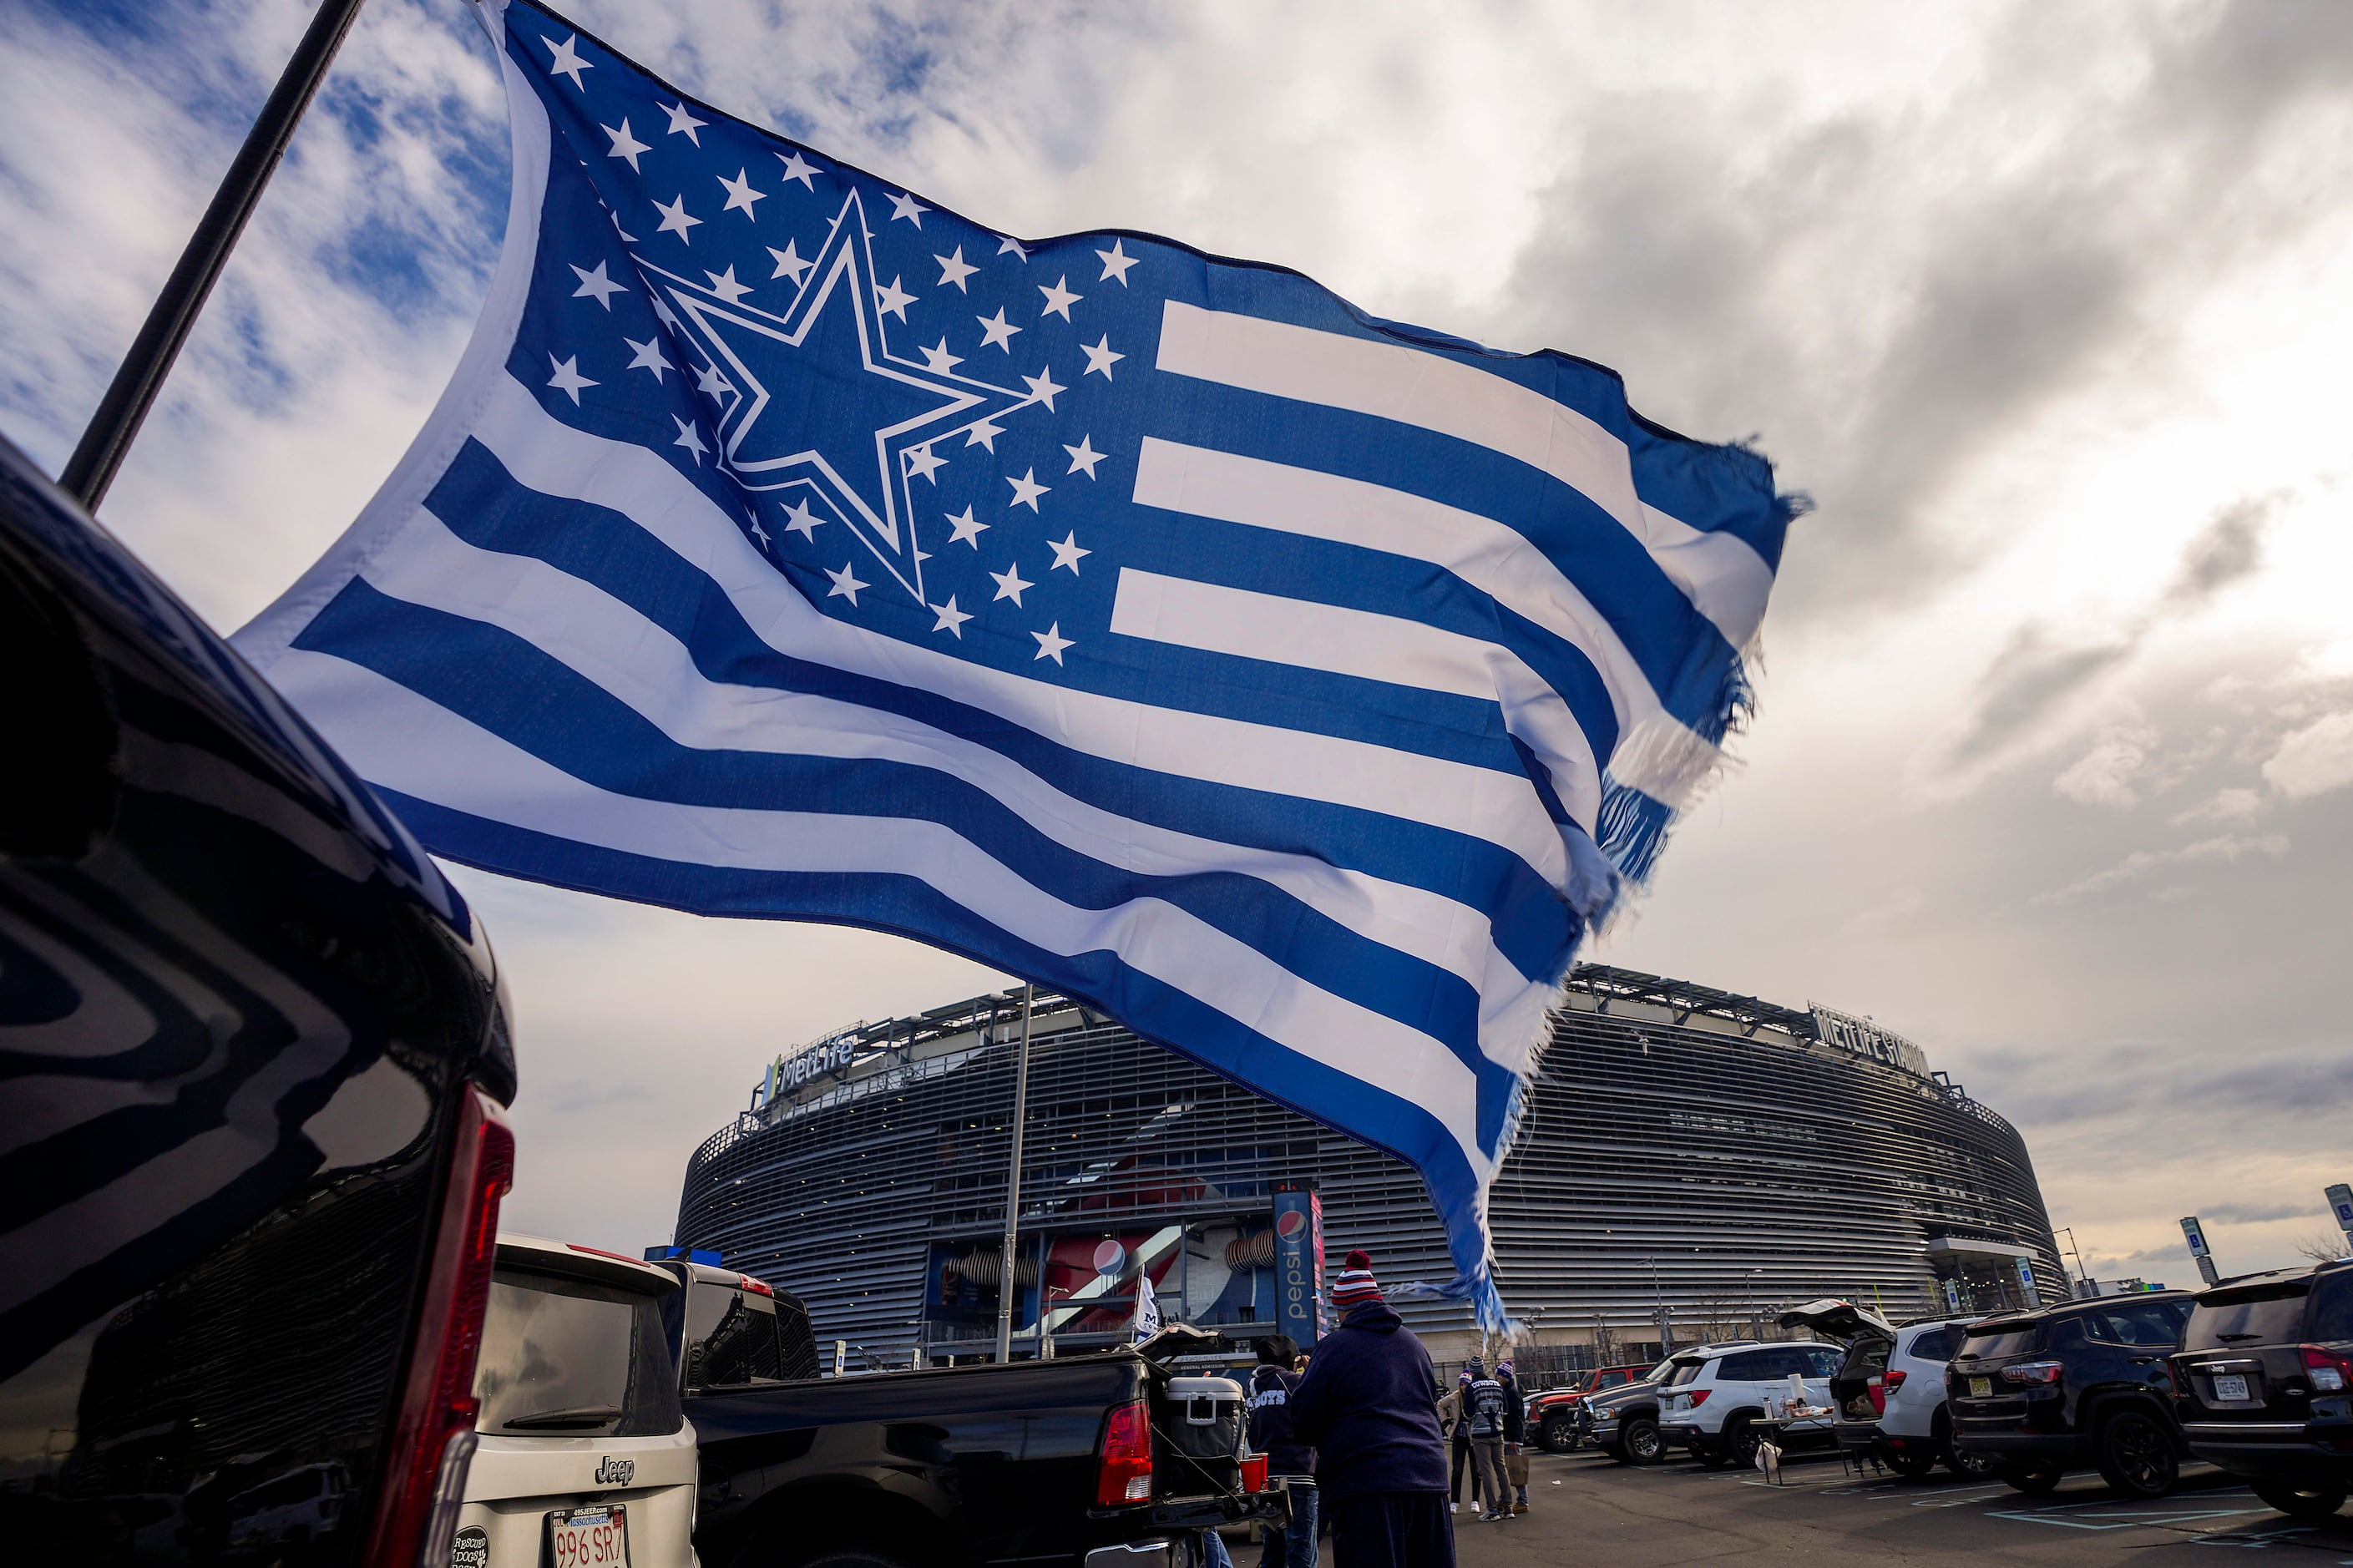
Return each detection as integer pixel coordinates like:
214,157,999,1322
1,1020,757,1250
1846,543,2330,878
674,968,2060,1366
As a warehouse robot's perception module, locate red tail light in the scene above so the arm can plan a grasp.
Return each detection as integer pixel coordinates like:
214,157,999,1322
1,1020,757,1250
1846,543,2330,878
2303,1345,2353,1393
1882,1368,1908,1392
1096,1401,1154,1506
363,1087,514,1568
740,1275,775,1297
1242,1452,1269,1493
1999,1360,2065,1386
1685,1388,1711,1407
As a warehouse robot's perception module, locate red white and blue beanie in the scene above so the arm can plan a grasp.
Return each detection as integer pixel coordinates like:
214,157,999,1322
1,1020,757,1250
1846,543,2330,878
1329,1248,1383,1308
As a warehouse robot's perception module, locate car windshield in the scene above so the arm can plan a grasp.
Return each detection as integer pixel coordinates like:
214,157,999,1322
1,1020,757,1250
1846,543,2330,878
2186,1283,2310,1351
475,1267,683,1437
1955,1321,2041,1359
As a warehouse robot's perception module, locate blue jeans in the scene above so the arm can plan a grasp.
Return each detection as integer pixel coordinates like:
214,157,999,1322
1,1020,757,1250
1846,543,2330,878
1264,1478,1319,1568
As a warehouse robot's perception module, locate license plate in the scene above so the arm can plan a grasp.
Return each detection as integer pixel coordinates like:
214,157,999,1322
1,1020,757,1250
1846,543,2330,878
1969,1377,1991,1399
2213,1374,2250,1403
548,1504,629,1568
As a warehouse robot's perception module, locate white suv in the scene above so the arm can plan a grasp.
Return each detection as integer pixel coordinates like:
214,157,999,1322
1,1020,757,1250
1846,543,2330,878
1828,1313,1996,1479
448,1235,699,1567
1657,1341,1846,1468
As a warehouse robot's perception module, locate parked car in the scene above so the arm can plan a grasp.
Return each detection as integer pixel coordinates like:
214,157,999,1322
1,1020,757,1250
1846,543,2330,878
0,432,519,1565
449,1237,698,1566
1657,1339,1848,1469
1946,1292,2195,1497
1822,1311,1996,1479
650,1256,1282,1567
1526,1364,1657,1453
2169,1259,2353,1520
1590,1354,1705,1464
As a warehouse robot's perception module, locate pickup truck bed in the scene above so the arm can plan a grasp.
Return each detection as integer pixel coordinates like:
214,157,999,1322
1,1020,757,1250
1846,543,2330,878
655,1258,1278,1568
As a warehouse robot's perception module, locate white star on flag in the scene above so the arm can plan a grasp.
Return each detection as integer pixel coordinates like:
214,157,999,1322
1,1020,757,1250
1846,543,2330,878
945,506,985,547
1096,240,1136,284
704,266,752,304
1048,531,1090,574
718,169,766,217
661,101,706,144
930,595,973,637
775,149,820,188
670,416,708,464
767,241,811,284
989,562,1033,605
875,276,915,321
783,499,822,538
570,260,626,308
1081,335,1123,379
624,336,673,380
654,194,701,242
1063,435,1104,478
976,309,1020,351
934,246,978,291
546,354,597,403
1031,623,1073,664
1039,276,1081,320
1006,469,1049,510
888,191,928,225
601,118,650,170
543,33,590,89
824,562,867,603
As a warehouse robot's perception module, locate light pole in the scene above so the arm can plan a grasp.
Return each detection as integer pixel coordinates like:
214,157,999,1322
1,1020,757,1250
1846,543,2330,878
2052,1227,2091,1296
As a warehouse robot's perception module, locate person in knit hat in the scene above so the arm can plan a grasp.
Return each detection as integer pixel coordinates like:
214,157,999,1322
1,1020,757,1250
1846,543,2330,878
1287,1251,1454,1568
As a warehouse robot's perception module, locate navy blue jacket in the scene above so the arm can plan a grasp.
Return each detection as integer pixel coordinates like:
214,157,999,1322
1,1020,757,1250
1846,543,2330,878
1287,1303,1448,1498
1247,1365,1316,1476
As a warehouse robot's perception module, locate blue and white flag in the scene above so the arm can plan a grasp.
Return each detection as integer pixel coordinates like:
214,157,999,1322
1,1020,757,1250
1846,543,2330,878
236,0,1795,1325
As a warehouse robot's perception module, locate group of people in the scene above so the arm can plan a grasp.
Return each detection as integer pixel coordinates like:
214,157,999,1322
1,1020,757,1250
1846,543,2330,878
1224,1248,1531,1568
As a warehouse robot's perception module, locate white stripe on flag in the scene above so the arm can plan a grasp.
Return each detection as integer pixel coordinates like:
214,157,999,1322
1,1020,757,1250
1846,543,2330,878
361,507,1549,1040
1155,301,1774,648
266,645,1490,1156
1130,437,1723,810
1107,566,1602,832
462,373,1574,887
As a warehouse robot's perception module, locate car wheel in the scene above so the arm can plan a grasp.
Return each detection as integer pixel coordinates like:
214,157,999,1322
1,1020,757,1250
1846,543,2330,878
1883,1444,1939,1479
1541,1414,1576,1454
1726,1419,1763,1470
1944,1441,2001,1479
2249,1481,2348,1520
2002,1462,2064,1495
2092,1408,2178,1499
1622,1414,1667,1464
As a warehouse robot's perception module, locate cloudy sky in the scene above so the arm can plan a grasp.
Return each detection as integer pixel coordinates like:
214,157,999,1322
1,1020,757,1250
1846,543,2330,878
5,0,2350,1291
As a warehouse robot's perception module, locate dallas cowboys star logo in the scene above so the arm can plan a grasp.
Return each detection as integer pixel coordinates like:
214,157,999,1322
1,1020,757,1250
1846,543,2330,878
631,190,1045,604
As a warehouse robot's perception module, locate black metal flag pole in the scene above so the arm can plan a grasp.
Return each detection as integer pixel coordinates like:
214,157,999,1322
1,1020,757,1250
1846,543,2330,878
60,0,370,512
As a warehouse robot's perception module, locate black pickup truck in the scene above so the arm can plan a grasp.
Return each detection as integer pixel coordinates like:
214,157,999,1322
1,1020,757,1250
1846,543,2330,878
0,431,519,1568
650,1255,1283,1568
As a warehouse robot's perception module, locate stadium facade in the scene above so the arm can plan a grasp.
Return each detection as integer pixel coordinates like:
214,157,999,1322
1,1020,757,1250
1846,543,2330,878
672,968,2062,1367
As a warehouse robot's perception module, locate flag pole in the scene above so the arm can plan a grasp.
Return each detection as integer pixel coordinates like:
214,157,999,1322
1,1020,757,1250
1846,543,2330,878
60,0,370,512
994,984,1035,1363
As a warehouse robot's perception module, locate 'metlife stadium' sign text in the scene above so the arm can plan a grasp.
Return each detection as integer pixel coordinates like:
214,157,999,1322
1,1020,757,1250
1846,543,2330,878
762,1037,858,1105
1809,1004,1930,1079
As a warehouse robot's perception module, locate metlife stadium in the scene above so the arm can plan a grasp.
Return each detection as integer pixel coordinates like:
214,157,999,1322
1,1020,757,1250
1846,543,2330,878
670,967,2062,1367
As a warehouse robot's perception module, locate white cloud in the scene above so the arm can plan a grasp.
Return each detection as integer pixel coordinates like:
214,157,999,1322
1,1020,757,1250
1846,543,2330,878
2052,723,2158,807
2174,785,2264,823
2031,832,2289,906
2262,711,2353,799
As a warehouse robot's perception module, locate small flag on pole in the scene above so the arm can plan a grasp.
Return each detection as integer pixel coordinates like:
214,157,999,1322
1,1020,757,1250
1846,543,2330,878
235,0,1798,1328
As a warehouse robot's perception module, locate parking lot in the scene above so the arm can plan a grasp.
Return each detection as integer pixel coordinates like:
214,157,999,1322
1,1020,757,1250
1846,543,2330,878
1449,1447,2353,1565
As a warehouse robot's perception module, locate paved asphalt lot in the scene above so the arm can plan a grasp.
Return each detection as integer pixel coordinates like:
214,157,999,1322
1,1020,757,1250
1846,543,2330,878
1441,1446,2353,1565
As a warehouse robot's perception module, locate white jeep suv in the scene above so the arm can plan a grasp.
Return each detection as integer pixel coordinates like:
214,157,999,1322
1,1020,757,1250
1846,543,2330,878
1657,1341,1846,1468
449,1235,699,1567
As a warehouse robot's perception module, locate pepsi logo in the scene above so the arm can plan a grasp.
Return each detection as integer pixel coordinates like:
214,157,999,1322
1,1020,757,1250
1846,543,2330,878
1276,1210,1308,1241
1092,1239,1127,1275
